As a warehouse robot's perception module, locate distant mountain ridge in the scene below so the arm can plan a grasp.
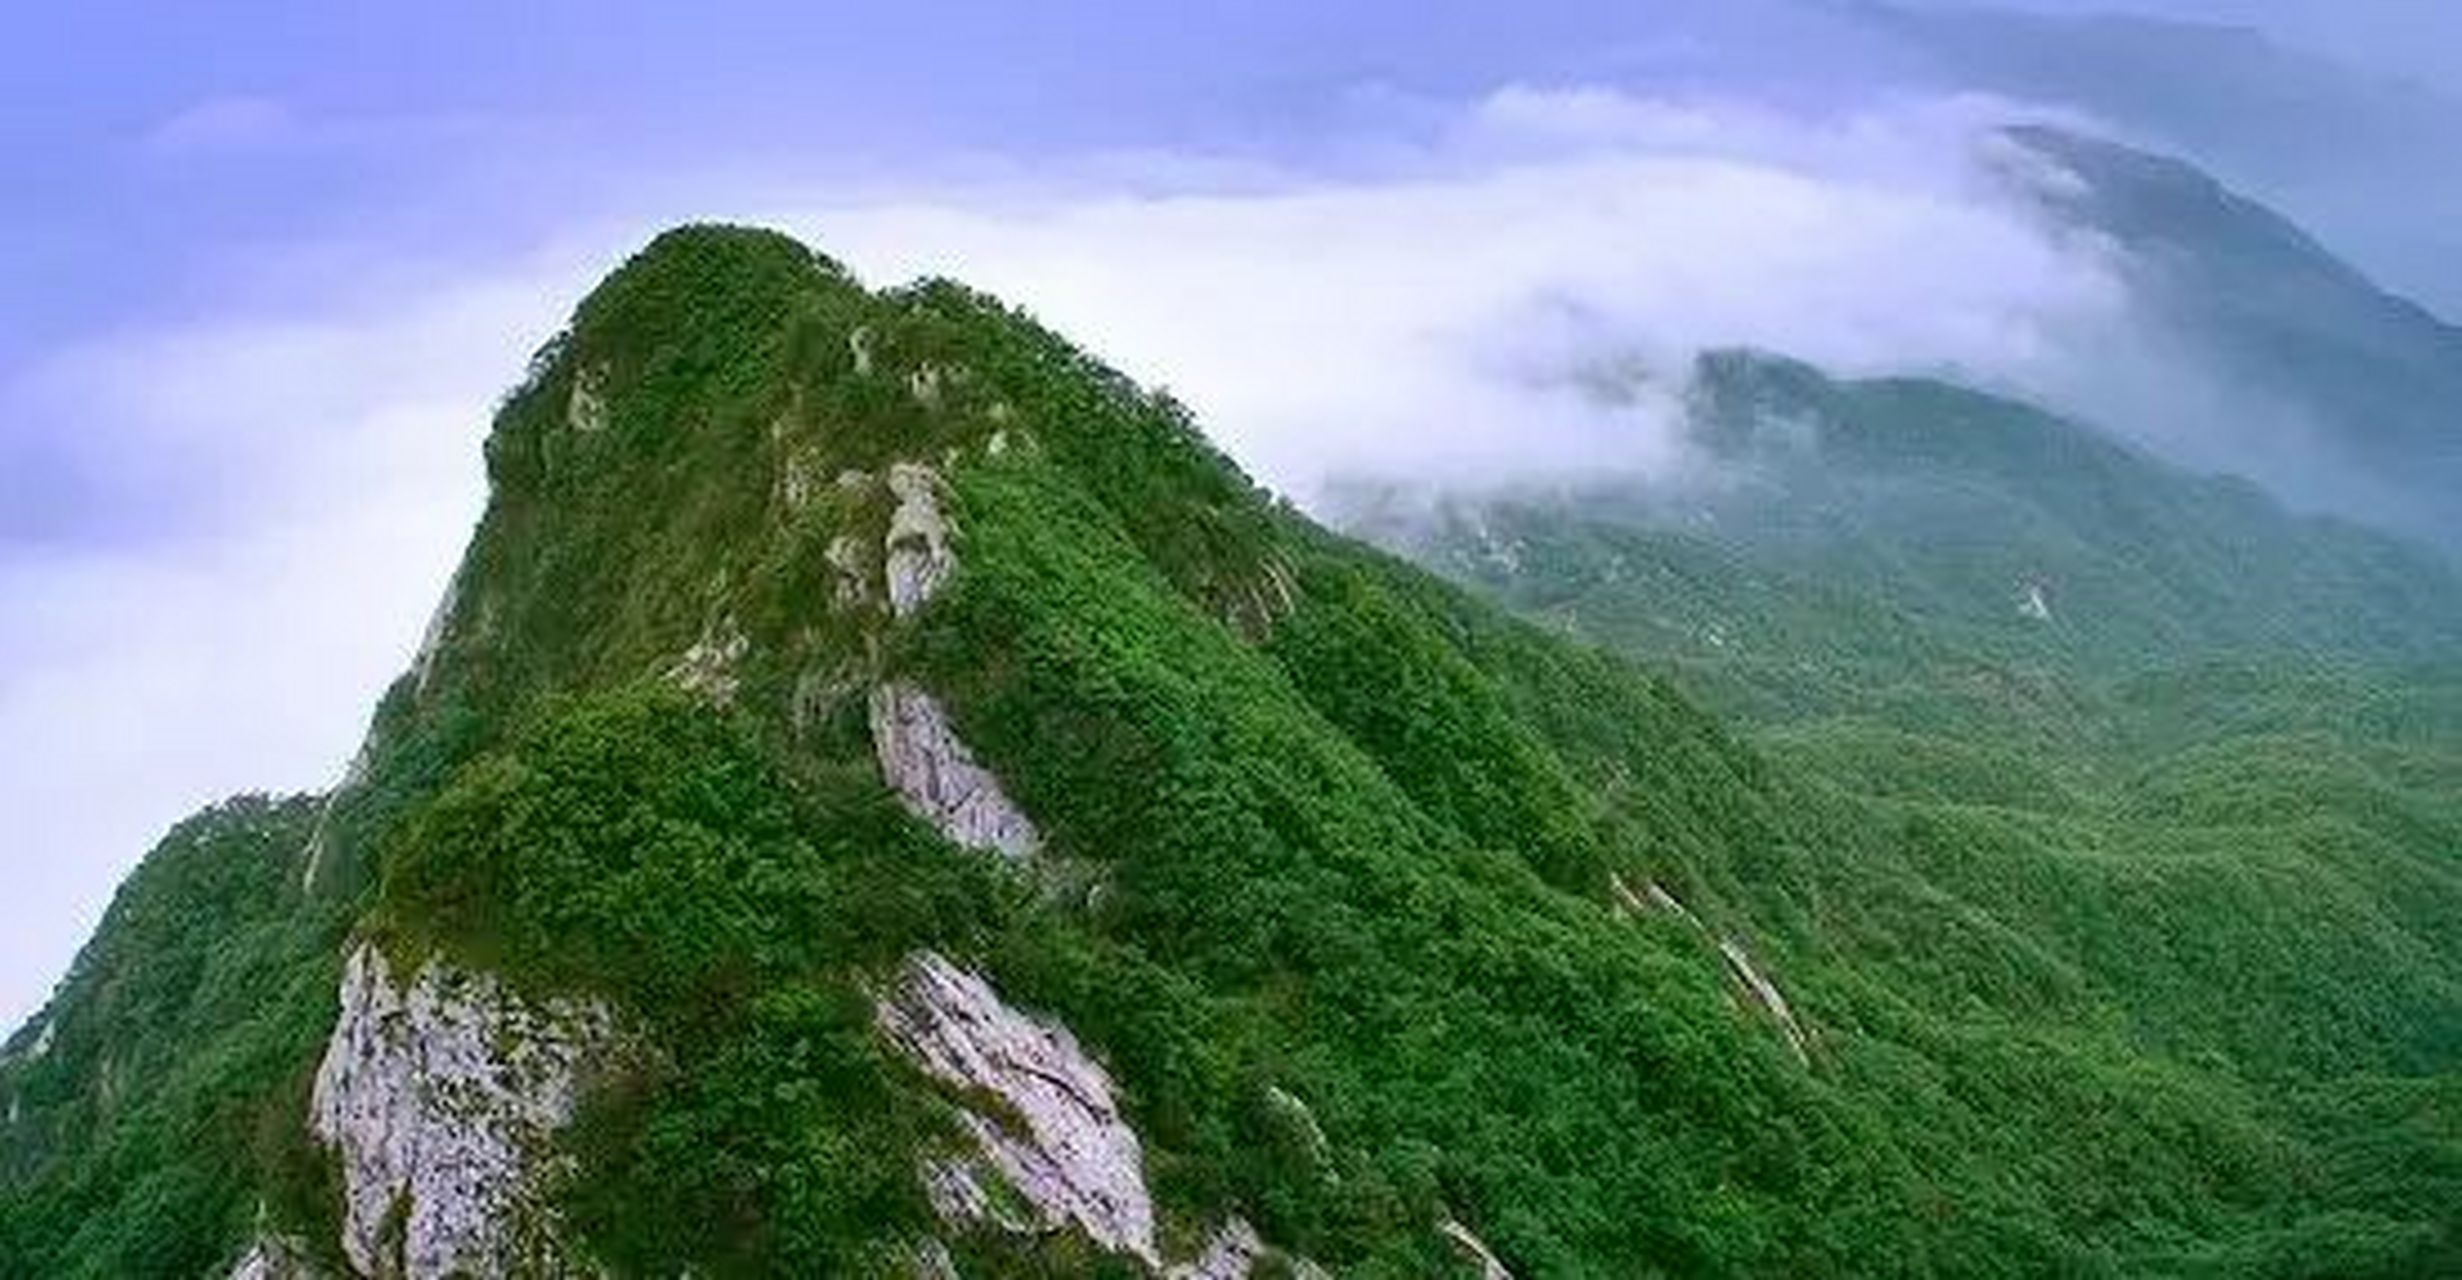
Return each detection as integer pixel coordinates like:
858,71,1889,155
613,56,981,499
1347,348,2462,721
1997,123,2462,547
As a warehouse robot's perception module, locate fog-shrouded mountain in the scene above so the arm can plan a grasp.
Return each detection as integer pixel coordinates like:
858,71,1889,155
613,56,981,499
1859,1,2462,320
5,221,2460,1280
1993,124,2462,547
1349,348,2462,718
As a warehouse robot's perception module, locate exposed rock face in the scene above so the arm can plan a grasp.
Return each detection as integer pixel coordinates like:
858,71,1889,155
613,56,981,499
1607,873,1650,919
1170,1218,1269,1280
565,365,608,435
918,1153,1021,1232
827,532,875,608
884,462,956,617
878,953,1316,1278
907,1238,961,1280
870,682,1040,859
302,737,375,883
1717,939,1812,1066
1639,877,1691,922
666,615,749,705
1263,1085,1332,1173
863,460,1043,857
310,944,618,1280
778,443,825,513
1224,556,1301,638
1440,1217,1517,1280
1616,876,1811,1066
1612,874,1702,930
877,952,1159,1264
225,1234,327,1280
408,568,465,698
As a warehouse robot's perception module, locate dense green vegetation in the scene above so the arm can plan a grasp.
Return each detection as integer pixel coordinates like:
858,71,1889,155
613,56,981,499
379,686,985,1275
5,226,2458,1276
1359,350,2462,1273
0,797,347,1279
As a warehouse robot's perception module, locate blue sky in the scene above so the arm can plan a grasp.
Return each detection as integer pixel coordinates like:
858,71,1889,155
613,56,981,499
4,1,2457,1027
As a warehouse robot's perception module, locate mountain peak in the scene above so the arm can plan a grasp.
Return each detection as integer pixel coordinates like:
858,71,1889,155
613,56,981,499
323,225,1290,897
555,224,845,399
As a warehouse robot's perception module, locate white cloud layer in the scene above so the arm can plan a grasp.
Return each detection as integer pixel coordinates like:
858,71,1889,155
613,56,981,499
0,87,2133,1025
797,88,2127,500
0,263,578,1021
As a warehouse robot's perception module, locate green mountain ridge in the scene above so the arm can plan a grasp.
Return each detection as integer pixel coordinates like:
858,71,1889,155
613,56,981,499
4,226,2458,1278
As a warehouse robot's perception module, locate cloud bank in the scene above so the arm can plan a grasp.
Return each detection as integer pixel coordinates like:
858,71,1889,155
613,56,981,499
0,258,577,1019
794,88,2128,501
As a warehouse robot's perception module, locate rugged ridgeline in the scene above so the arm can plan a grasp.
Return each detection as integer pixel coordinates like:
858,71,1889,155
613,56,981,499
4,226,2459,1279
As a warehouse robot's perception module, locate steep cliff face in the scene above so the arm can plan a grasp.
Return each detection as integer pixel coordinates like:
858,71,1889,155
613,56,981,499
869,683,1042,860
310,946,622,1280
878,952,1159,1259
879,953,1319,1277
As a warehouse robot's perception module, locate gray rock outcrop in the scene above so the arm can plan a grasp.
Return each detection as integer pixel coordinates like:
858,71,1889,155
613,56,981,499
878,952,1158,1263
884,462,956,617
665,615,749,705
1441,1217,1516,1280
870,682,1040,859
1614,875,1811,1066
877,953,1317,1278
309,944,618,1279
1716,938,1812,1066
224,1234,328,1280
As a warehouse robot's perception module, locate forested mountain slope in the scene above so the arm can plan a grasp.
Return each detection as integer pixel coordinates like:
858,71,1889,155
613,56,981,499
4,227,2457,1278
1348,349,2462,725
1346,352,2462,1276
